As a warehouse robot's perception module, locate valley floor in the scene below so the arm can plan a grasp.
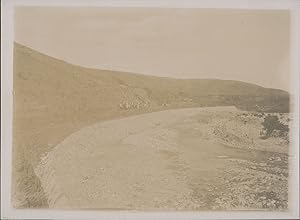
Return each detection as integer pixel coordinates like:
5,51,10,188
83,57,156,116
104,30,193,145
32,107,289,210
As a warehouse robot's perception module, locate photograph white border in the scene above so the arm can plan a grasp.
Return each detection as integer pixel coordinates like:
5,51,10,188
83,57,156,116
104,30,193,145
1,0,299,219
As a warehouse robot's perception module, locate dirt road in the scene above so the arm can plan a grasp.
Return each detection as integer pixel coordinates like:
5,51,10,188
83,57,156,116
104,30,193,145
35,107,288,210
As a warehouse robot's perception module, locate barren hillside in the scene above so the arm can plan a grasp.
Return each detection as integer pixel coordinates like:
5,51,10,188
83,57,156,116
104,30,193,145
12,42,290,208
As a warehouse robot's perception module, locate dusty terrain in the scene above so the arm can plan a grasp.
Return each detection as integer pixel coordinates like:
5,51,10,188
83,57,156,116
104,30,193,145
34,107,289,210
12,43,290,209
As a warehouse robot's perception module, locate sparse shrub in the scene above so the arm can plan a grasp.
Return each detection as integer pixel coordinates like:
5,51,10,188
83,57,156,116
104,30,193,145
257,113,263,118
261,115,289,138
253,113,261,117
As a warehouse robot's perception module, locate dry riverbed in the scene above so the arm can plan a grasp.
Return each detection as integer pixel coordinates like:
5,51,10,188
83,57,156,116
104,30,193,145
34,107,289,210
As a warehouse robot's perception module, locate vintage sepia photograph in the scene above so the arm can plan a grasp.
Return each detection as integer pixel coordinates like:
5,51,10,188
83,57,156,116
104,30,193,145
2,2,299,218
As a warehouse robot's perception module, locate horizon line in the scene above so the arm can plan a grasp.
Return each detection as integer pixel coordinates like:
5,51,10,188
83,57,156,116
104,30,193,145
14,41,289,93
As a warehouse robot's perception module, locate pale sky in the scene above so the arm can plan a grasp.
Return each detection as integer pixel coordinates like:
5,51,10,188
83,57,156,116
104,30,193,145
15,7,290,91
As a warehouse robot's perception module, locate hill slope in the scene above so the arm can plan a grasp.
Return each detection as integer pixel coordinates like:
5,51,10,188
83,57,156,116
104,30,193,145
14,42,289,121
13,41,290,166
12,42,289,208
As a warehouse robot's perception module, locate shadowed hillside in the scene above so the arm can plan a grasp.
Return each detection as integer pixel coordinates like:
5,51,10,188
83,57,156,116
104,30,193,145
12,42,289,208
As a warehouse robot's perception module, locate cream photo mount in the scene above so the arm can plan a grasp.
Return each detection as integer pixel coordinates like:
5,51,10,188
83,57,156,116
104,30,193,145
1,0,299,219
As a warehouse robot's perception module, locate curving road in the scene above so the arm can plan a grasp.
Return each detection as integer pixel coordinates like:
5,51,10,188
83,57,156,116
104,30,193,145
35,107,288,210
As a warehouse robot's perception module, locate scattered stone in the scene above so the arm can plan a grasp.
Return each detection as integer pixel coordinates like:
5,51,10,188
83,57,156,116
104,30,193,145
271,200,276,204
275,157,282,161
